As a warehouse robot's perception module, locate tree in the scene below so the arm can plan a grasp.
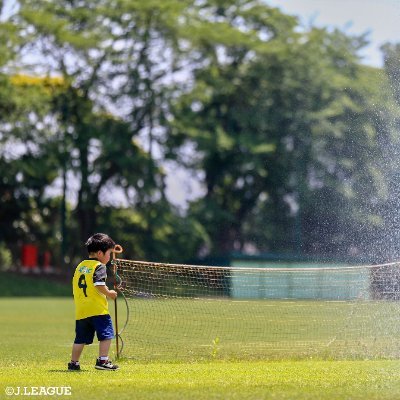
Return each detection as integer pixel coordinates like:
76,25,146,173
166,2,392,258
3,0,397,265
374,43,400,260
16,0,170,248
0,6,63,262
165,1,297,254
0,74,65,266
7,0,214,264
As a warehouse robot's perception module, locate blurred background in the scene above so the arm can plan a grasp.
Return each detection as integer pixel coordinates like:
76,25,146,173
2,0,400,286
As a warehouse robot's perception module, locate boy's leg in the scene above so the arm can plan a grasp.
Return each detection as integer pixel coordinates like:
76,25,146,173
94,316,119,370
71,318,94,362
95,339,118,370
68,343,84,371
99,339,111,358
94,315,114,359
71,343,85,362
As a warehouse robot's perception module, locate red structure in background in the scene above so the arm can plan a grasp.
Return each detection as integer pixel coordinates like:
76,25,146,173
21,244,38,270
42,250,52,272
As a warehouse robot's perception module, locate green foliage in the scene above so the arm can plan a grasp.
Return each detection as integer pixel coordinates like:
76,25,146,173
167,9,394,257
0,10,18,113
0,74,62,254
97,202,210,263
0,243,12,271
1,0,400,263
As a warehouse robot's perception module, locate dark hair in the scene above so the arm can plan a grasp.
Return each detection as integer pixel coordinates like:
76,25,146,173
85,233,115,254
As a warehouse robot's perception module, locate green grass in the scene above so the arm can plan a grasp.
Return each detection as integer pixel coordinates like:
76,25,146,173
0,272,70,296
120,297,400,361
2,298,400,399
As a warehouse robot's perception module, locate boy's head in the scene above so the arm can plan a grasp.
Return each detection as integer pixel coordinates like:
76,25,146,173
85,233,115,264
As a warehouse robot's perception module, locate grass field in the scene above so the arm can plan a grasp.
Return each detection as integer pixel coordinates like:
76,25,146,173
2,298,400,399
120,297,400,361
0,272,70,297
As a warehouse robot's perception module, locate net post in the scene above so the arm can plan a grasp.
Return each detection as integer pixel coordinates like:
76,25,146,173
112,244,123,359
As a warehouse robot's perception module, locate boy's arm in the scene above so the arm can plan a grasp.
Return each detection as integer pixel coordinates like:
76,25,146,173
96,284,117,300
93,264,117,299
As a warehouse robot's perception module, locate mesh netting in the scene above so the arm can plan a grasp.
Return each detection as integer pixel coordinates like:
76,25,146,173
111,259,400,361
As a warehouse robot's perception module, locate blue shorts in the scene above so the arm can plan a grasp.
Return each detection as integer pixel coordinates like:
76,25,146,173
74,314,114,345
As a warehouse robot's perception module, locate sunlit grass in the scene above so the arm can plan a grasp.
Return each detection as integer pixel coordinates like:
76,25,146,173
1,298,400,399
121,297,400,361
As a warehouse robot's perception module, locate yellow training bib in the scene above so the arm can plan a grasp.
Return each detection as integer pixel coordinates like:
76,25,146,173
72,259,109,320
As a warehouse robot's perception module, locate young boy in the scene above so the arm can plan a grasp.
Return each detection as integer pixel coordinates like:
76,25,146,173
68,233,119,371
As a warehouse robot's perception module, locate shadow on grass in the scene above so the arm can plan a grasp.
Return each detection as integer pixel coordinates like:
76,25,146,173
48,369,89,373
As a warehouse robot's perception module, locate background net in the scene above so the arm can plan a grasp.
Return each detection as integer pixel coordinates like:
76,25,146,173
110,259,400,361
